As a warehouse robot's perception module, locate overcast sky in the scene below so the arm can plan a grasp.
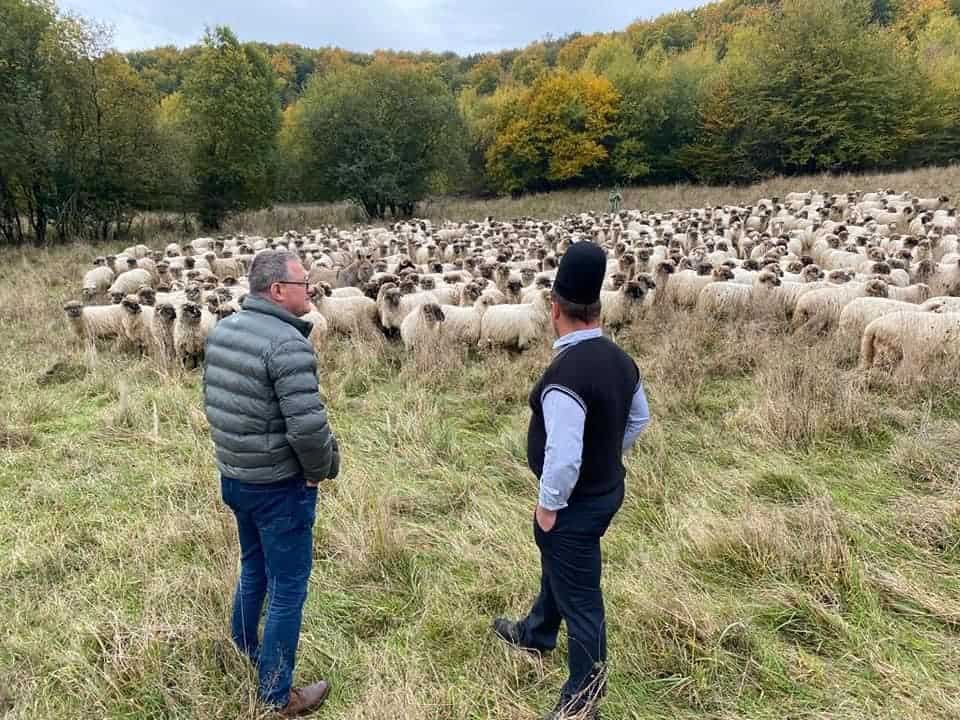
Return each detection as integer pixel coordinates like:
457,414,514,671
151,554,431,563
58,0,702,55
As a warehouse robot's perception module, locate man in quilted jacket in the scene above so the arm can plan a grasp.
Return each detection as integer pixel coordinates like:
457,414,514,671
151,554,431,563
203,249,340,717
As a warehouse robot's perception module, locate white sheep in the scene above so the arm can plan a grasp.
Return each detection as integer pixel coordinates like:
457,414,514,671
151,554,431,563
301,309,330,353
173,301,213,369
838,297,929,338
921,296,960,313
376,282,438,332
884,283,931,304
63,301,125,342
108,268,153,302
399,302,446,351
860,311,960,373
479,288,552,351
119,294,156,353
81,265,115,305
600,281,649,328
312,284,380,337
793,279,889,332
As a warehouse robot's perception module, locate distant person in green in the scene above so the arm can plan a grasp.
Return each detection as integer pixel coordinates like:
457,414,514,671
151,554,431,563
607,186,623,214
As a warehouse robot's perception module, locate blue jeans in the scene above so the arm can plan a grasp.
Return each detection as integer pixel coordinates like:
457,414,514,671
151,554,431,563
221,475,318,707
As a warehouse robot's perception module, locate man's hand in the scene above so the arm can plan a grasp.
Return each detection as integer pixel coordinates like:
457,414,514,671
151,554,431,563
535,505,557,533
305,479,320,488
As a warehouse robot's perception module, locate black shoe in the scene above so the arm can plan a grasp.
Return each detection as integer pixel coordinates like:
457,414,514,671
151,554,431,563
541,696,600,720
492,617,548,655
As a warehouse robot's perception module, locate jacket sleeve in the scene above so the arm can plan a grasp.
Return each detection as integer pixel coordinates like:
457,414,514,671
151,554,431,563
266,338,338,481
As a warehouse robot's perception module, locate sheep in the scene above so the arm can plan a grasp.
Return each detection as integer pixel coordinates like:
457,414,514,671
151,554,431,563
927,258,960,297
600,281,649,329
884,283,931,304
422,296,497,346
108,268,153,303
400,302,446,351
376,282,439,332
152,302,178,363
119,294,156,353
838,297,930,338
311,284,380,337
479,288,552,351
697,271,779,320
860,311,960,373
63,301,125,342
81,265,115,305
173,301,211,369
664,265,735,310
921,296,960,313
793,279,889,333
301,309,330,353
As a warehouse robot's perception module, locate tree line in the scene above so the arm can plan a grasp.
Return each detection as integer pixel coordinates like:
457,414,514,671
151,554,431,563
2,0,960,244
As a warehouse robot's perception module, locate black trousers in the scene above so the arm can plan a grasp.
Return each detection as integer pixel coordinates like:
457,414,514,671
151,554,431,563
518,483,625,704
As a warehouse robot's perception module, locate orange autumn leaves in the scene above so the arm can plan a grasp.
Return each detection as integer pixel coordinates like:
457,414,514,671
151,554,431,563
485,71,619,194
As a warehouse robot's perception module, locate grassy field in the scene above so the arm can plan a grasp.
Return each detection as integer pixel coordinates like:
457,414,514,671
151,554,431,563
2,169,960,719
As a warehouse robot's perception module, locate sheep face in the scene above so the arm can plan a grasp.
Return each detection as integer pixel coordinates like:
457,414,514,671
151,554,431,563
757,271,781,288
802,265,825,282
137,287,156,306
865,279,889,298
422,303,445,323
520,268,536,286
180,302,203,325
610,272,626,290
157,303,177,322
110,291,124,304
185,284,203,303
63,301,83,318
622,281,647,301
420,277,436,291
121,295,142,315
713,267,736,281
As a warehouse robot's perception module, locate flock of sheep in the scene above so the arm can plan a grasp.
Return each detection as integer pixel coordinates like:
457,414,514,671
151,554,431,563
63,188,960,376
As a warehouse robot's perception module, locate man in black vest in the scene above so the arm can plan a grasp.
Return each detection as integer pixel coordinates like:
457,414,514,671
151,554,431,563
493,241,651,719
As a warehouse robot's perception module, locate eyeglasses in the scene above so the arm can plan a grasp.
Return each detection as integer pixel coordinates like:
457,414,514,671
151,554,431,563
275,280,310,290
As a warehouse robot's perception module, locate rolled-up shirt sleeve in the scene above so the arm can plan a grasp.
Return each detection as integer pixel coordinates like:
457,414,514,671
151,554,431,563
538,387,586,511
622,382,651,453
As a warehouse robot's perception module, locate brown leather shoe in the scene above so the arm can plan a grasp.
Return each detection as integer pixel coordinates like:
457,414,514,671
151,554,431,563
277,680,330,717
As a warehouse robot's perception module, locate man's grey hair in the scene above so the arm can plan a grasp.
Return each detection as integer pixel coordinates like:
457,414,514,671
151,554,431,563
248,249,298,295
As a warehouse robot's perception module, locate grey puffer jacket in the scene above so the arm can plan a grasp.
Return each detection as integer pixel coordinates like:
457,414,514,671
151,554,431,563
202,295,339,483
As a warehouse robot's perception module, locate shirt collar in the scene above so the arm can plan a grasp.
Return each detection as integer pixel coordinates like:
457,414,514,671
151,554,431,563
553,326,603,352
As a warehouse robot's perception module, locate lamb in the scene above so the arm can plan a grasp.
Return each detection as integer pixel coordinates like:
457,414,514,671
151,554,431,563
600,281,649,329
108,268,153,302
81,265,115,305
63,301,125,342
792,279,889,333
838,297,930,338
860,311,960,373
479,288,552,350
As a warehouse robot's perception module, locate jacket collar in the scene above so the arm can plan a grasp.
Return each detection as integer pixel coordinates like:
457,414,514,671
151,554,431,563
242,295,313,338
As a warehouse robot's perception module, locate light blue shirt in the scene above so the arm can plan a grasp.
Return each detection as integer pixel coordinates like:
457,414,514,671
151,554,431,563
538,327,651,511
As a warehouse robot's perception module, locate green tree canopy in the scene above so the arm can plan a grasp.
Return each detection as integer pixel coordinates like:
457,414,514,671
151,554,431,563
289,60,467,219
181,26,280,229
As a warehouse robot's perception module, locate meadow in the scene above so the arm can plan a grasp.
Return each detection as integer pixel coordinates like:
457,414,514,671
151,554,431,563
1,167,959,719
